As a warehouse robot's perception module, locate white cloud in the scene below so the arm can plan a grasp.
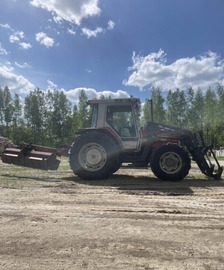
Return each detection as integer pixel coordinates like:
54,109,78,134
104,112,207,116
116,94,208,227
67,28,76,36
9,31,24,43
30,0,100,25
8,30,32,50
0,43,8,55
85,68,92,73
82,27,103,38
82,20,115,38
36,32,54,48
107,20,115,30
19,42,32,50
0,64,35,94
9,35,19,43
53,15,63,24
63,87,129,104
15,62,31,69
0,23,11,29
124,50,224,91
47,80,57,89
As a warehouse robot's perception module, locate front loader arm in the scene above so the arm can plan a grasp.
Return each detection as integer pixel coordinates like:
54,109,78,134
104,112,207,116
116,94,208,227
181,131,223,180
145,122,223,180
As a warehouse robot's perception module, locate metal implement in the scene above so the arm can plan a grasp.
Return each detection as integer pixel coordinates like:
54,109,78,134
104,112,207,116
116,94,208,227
1,144,60,170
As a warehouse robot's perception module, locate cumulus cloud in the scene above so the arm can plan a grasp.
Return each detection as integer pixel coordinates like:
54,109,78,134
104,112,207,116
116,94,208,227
124,50,224,91
67,28,76,36
0,43,8,55
9,31,24,43
107,20,115,30
82,20,115,38
85,68,92,73
15,62,31,69
8,30,32,50
0,23,11,29
63,87,129,104
82,27,103,38
47,80,58,89
36,32,54,48
19,42,32,50
0,64,35,94
30,0,100,25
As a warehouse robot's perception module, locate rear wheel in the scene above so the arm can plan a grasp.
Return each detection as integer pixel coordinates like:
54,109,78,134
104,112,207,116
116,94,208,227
150,144,191,181
69,132,119,180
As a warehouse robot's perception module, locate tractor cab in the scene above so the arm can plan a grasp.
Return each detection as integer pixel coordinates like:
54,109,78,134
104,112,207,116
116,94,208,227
88,98,141,151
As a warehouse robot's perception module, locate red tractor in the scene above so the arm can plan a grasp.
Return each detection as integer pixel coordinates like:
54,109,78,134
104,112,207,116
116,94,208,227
1,98,223,181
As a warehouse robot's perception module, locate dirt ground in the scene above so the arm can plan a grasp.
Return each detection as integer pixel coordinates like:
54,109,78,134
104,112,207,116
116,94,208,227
0,159,224,270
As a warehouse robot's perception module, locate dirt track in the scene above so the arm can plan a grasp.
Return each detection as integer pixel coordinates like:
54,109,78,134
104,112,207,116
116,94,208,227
0,161,224,270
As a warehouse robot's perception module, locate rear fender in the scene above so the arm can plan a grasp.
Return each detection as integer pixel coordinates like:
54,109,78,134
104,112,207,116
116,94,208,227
76,127,124,152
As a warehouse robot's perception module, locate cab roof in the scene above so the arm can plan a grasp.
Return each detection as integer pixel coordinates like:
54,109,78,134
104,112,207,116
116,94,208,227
87,98,138,105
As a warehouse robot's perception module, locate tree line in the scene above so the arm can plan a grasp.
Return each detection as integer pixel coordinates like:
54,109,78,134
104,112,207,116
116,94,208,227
0,84,224,148
142,84,224,148
0,87,90,147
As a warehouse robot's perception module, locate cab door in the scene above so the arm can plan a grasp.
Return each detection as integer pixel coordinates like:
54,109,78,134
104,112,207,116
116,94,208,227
106,104,140,150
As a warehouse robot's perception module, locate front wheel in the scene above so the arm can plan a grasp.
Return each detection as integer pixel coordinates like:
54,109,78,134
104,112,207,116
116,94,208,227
150,144,191,181
69,132,119,180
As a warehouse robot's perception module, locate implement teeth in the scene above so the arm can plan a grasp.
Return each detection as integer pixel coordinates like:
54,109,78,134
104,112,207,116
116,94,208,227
1,148,60,170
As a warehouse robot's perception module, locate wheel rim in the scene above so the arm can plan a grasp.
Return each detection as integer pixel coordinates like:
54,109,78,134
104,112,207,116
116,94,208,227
78,143,107,171
159,152,182,174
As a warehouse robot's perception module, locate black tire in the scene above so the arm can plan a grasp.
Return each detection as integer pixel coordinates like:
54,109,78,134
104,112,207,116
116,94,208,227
69,132,119,180
150,143,191,181
110,160,122,174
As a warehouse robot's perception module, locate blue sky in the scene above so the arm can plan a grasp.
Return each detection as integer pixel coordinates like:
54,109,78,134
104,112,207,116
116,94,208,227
0,0,224,104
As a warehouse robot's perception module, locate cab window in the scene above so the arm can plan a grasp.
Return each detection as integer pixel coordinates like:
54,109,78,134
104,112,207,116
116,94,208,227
90,104,98,127
106,105,136,137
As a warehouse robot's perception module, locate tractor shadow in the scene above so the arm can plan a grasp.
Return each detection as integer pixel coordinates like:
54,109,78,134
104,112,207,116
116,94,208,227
70,172,224,196
1,163,223,196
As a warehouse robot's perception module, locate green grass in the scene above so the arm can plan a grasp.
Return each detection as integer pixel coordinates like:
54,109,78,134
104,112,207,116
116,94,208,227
1,156,222,191
0,157,76,189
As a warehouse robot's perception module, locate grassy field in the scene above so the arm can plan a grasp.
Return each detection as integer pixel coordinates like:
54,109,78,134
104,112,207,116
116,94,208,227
0,157,74,189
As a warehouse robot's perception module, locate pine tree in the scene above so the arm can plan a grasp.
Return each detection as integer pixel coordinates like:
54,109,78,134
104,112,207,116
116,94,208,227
53,91,72,146
142,98,153,125
3,86,14,136
71,104,80,133
11,93,22,144
191,88,204,130
216,83,224,126
186,87,195,128
0,87,4,127
78,89,89,128
13,93,22,127
24,88,46,144
204,87,217,145
151,87,166,123
166,89,187,127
